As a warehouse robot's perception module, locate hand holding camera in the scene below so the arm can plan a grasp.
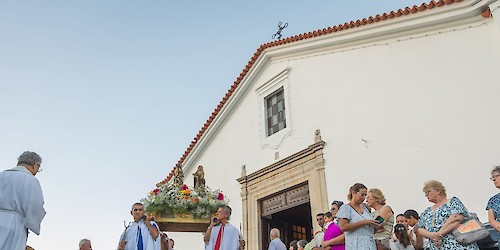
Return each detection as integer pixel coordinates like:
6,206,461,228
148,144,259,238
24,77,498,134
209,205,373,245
211,217,219,226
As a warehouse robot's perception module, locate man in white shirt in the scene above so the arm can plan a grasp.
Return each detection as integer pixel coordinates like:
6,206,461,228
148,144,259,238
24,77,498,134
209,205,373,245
0,151,46,250
204,205,242,250
118,203,160,250
268,228,286,250
311,213,325,250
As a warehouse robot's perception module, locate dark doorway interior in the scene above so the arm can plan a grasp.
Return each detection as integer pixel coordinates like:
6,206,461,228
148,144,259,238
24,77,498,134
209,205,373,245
261,202,312,249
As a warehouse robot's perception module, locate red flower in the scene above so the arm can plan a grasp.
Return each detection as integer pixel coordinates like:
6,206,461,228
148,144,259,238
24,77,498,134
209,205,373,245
193,197,199,203
153,188,160,195
217,193,224,200
182,184,188,190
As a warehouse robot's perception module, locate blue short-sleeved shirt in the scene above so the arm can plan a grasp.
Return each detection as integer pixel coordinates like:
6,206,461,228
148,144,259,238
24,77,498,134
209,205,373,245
486,193,500,222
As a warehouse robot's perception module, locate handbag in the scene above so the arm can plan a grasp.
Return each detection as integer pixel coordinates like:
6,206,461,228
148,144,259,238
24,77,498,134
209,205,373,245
451,210,489,245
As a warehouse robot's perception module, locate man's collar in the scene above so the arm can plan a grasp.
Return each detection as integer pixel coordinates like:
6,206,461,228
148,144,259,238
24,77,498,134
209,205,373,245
6,166,31,175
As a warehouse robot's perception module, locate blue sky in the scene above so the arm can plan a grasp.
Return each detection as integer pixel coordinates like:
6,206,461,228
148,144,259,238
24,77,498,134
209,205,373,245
0,1,425,249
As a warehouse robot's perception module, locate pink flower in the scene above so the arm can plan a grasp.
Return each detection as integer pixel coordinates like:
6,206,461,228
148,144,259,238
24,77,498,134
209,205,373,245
182,184,188,190
217,193,224,200
153,188,160,195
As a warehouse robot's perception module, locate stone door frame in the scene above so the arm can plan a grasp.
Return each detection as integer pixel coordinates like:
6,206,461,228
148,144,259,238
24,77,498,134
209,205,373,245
237,132,328,250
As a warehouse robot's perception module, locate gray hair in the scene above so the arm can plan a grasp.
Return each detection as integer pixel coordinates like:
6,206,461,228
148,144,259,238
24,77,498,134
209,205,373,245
79,239,90,248
220,205,232,220
17,151,42,166
270,228,280,237
297,240,308,248
492,165,500,175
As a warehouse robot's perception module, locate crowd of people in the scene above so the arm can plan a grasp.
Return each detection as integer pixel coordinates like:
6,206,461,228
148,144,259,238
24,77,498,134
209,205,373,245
0,151,499,250
285,166,500,250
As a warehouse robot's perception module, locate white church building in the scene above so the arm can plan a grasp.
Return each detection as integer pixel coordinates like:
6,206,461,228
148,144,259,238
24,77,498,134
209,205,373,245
157,0,500,249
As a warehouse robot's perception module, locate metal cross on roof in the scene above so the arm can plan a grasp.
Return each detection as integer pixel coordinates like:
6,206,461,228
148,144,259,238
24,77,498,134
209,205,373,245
272,22,288,40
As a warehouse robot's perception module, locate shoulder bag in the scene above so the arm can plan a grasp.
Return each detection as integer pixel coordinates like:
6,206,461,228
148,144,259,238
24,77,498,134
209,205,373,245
447,198,489,245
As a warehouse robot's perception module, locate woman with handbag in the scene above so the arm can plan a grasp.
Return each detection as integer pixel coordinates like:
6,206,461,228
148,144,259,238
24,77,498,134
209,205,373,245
417,180,479,250
486,166,500,249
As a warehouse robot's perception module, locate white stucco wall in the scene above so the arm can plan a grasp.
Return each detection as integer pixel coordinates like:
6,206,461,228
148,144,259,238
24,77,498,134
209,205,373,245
169,3,500,248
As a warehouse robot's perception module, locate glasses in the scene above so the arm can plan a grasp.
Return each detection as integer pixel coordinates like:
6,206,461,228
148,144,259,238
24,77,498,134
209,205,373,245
356,192,367,197
490,174,500,181
35,163,42,173
424,190,436,196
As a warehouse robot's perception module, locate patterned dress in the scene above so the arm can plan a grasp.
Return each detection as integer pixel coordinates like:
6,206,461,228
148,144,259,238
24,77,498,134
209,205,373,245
336,204,376,250
418,197,479,250
486,193,500,222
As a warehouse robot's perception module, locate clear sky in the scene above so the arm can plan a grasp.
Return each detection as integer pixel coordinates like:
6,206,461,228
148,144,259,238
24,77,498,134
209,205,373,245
0,1,425,249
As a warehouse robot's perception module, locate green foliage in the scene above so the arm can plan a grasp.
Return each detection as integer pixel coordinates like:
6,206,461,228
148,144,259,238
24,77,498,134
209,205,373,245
142,184,228,219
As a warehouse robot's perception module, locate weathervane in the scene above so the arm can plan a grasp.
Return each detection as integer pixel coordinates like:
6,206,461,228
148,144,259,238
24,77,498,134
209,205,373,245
272,22,288,40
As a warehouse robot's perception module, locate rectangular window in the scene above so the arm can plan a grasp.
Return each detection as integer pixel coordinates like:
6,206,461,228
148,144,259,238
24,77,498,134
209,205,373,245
265,87,286,136
292,224,306,240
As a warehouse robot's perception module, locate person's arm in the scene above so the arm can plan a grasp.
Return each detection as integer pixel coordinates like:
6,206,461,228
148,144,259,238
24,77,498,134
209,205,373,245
378,206,393,222
437,213,463,236
117,241,127,250
417,228,441,246
412,226,423,250
374,206,393,232
488,209,500,232
160,233,170,250
24,179,46,235
322,234,345,247
338,218,378,232
239,239,245,250
145,217,160,239
204,219,218,243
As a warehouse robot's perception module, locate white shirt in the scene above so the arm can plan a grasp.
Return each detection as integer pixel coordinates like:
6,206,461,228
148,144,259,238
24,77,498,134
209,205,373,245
119,220,160,250
206,222,240,250
0,166,46,250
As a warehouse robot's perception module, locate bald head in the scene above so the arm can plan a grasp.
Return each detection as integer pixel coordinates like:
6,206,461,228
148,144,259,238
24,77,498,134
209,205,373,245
270,228,280,240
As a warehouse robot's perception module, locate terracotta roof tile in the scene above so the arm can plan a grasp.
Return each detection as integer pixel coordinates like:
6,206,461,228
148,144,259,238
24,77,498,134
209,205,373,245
155,0,482,187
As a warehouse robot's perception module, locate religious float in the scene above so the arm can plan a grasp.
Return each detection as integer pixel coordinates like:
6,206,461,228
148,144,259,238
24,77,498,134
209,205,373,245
141,165,229,232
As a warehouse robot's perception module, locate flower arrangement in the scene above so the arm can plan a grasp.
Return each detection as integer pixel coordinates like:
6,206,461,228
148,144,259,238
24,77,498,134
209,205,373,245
142,184,229,219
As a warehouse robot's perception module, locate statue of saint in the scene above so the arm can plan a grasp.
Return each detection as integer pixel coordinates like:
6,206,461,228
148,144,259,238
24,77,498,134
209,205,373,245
193,165,205,192
173,164,184,188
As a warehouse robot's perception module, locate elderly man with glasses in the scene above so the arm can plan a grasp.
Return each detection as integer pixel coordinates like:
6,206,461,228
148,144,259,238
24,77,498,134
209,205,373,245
0,151,47,250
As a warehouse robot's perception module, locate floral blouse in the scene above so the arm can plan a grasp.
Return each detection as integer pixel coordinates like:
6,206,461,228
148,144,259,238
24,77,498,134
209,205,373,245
418,197,479,250
486,193,500,222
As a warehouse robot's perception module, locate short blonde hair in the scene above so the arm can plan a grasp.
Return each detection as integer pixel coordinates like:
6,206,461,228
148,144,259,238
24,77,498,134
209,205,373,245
423,180,447,197
368,188,386,205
